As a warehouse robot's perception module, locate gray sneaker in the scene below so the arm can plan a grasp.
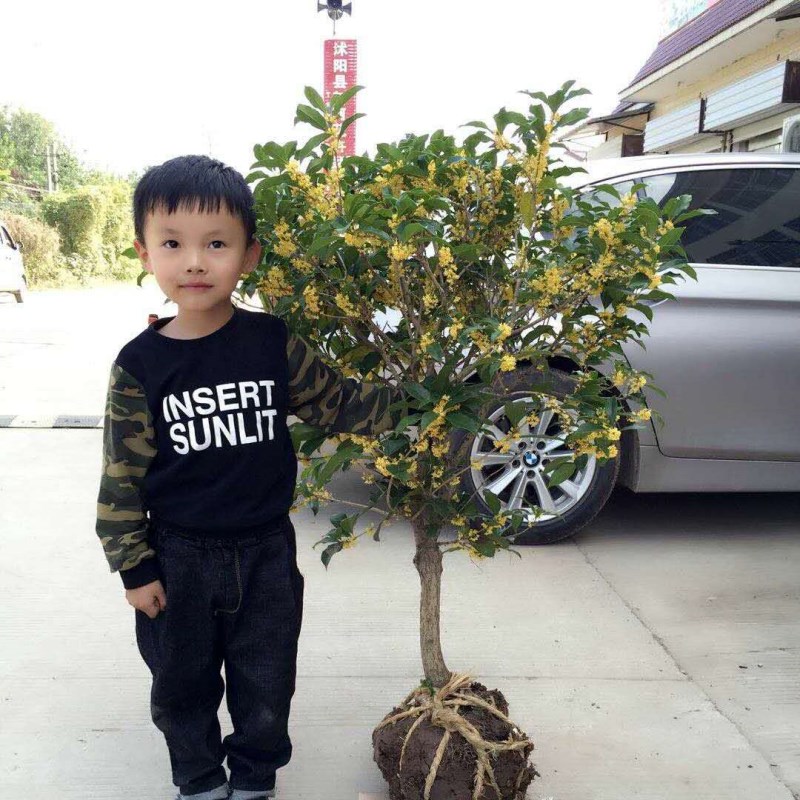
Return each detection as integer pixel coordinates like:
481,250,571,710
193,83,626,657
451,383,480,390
229,789,276,800
175,783,230,800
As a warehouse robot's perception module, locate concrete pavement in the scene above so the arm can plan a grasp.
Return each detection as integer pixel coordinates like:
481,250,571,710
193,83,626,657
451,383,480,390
1,426,798,800
1,287,798,798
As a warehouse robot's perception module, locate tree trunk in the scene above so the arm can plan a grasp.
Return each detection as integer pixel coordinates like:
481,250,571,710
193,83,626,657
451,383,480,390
412,516,451,688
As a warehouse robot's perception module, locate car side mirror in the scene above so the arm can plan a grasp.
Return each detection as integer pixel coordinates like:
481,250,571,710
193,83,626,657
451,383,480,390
16,241,23,252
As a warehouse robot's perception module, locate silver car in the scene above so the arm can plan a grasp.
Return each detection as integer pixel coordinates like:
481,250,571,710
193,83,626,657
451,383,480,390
0,221,26,303
462,153,800,544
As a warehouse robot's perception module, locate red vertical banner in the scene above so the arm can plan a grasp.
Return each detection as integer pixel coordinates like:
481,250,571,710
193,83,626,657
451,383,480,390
324,39,358,157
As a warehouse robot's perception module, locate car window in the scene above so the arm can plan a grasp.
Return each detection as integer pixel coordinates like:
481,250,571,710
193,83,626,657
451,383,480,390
0,227,12,247
638,168,800,268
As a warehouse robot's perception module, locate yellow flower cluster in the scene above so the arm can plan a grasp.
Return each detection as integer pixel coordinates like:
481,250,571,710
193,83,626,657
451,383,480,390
550,194,570,228
344,229,383,249
334,292,357,317
499,354,517,372
439,247,458,286
291,257,314,274
589,217,616,248
286,159,312,191
629,375,647,393
422,285,438,312
530,266,561,299
389,241,415,262
629,407,652,422
259,266,293,298
449,319,464,339
573,426,620,460
303,284,321,318
453,511,512,561
339,535,358,550
273,220,297,259
493,131,512,150
307,182,339,219
469,330,492,354
620,193,637,214
496,323,512,342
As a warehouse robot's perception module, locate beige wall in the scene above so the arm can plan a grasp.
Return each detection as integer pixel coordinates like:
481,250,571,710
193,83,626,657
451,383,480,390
657,30,800,116
598,30,800,156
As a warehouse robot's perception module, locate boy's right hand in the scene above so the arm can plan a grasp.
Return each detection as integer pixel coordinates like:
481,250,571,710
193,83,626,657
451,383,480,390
126,580,167,618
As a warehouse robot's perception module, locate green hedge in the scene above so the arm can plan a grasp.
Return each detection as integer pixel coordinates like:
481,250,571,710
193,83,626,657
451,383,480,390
4,213,63,286
41,181,138,282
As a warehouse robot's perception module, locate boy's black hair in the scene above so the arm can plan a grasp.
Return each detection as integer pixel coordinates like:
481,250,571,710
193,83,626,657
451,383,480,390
133,154,256,244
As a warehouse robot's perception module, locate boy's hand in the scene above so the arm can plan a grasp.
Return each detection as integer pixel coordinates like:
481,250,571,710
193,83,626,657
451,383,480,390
126,580,167,618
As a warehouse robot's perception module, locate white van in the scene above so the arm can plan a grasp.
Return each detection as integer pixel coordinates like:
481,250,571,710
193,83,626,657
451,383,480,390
0,221,27,303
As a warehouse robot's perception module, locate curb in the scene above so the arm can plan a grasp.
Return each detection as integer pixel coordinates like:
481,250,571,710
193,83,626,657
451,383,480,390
0,415,103,429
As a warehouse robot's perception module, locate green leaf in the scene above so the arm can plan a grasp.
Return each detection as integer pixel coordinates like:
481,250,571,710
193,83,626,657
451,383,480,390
321,542,343,568
484,490,501,515
503,401,528,428
294,104,327,131
331,85,363,114
420,411,438,431
318,445,356,484
340,112,365,137
304,86,326,111
520,191,534,229
397,221,426,243
547,461,576,488
403,383,432,406
447,412,481,434
384,436,409,456
296,132,329,160
395,414,422,433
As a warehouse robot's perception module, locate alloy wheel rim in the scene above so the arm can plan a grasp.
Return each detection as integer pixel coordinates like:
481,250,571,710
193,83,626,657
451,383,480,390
469,395,597,524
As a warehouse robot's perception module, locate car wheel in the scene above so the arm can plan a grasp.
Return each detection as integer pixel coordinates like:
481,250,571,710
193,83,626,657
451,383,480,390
13,278,27,304
451,365,619,545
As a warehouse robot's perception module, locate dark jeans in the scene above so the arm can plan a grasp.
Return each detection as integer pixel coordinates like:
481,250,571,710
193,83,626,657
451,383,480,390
135,515,304,795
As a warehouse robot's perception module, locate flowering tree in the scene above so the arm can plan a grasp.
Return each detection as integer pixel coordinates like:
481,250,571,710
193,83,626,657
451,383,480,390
240,82,700,797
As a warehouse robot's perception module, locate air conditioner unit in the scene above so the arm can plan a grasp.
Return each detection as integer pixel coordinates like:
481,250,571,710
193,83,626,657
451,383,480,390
781,115,800,152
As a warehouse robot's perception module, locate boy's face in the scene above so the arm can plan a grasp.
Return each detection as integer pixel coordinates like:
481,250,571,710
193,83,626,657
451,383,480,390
134,203,261,314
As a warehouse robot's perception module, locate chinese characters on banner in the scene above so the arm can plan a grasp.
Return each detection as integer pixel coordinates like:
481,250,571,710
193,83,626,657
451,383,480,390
323,39,358,157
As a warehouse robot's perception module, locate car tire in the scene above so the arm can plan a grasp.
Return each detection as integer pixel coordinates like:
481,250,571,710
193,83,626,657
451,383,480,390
13,278,26,304
450,364,619,545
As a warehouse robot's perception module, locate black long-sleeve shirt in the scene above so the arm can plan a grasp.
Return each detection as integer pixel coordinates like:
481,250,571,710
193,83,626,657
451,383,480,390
96,305,395,589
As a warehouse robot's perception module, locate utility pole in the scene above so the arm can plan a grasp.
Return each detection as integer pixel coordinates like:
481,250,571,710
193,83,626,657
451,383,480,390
44,142,59,192
46,142,53,192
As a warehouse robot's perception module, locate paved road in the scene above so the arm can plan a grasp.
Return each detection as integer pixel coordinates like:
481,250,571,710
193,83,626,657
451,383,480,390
0,286,798,799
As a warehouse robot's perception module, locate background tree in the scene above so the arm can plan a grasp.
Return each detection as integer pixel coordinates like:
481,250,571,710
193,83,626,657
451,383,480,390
242,82,700,799
0,106,86,190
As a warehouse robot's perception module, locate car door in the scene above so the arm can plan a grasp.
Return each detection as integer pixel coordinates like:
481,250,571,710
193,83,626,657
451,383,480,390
622,166,800,462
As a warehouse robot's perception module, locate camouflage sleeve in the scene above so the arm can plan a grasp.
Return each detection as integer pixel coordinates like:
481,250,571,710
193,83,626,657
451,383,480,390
286,332,399,436
96,362,159,588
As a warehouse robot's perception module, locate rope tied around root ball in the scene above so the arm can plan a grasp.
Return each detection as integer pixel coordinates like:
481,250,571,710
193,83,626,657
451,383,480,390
374,672,535,800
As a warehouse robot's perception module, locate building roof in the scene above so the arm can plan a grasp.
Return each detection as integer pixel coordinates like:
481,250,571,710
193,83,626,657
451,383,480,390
624,0,776,90
586,102,654,125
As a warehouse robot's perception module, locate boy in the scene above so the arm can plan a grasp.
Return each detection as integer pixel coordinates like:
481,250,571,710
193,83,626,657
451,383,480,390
96,155,396,800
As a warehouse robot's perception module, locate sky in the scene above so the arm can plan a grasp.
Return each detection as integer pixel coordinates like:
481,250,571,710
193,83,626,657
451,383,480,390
1,0,663,179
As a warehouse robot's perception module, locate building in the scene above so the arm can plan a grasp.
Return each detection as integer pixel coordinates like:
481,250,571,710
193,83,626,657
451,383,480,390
572,0,800,159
